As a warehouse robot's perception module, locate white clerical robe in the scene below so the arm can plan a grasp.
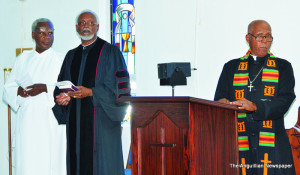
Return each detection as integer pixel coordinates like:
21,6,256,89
2,48,66,175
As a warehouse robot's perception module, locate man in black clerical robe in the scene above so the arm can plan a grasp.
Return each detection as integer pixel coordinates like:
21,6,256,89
214,20,296,174
52,10,130,175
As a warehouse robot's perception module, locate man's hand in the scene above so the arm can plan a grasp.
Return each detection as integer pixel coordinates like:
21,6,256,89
217,98,230,104
68,86,92,99
231,98,257,112
25,84,47,96
17,86,29,97
56,93,71,106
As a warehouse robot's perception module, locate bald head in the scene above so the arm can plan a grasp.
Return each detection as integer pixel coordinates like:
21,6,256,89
246,20,273,57
248,20,271,34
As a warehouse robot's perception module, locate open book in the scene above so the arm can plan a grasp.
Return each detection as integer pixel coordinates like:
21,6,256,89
56,80,78,92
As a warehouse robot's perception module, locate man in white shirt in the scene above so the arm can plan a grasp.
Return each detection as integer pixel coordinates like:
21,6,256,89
3,18,66,175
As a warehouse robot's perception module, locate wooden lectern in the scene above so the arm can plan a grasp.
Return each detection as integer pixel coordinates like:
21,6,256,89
119,96,239,175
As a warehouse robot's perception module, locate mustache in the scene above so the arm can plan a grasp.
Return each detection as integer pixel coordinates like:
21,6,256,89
82,28,92,32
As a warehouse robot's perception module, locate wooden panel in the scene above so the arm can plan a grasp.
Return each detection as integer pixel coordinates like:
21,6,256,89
128,97,239,175
131,102,189,128
119,96,238,111
132,112,189,175
189,103,238,175
131,125,138,175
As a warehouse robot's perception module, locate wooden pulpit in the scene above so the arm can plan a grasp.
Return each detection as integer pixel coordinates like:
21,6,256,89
119,96,239,175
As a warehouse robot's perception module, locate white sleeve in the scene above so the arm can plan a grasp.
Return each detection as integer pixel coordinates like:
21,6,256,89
2,61,20,112
45,84,56,108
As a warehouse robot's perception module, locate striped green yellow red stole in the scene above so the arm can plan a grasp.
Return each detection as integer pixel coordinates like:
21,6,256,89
234,49,279,175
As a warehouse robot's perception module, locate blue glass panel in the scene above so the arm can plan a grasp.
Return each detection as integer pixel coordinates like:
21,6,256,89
111,0,135,74
128,42,132,52
128,0,134,5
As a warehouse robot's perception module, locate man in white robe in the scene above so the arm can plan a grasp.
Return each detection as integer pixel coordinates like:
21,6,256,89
2,18,66,175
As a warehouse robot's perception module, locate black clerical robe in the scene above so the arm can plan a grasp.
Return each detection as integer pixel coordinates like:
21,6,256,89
215,54,296,174
52,37,130,175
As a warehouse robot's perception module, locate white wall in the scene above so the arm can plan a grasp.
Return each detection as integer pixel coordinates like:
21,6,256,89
135,0,198,97
1,0,300,174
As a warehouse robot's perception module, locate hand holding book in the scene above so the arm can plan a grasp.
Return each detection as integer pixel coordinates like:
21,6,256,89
68,86,93,99
56,81,92,99
56,80,78,93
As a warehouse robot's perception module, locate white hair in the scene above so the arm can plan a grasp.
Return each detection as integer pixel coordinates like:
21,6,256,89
32,18,54,33
76,10,99,25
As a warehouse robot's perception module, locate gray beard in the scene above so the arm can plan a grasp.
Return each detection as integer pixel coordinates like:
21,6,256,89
79,34,95,41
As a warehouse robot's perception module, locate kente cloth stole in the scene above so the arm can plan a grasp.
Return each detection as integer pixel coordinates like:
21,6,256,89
234,49,278,175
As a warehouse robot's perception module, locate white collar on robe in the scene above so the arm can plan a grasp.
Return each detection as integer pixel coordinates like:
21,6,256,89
33,47,54,57
250,54,257,61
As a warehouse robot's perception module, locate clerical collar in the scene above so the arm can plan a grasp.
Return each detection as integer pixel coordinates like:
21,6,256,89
250,54,268,62
241,49,275,60
250,54,257,61
82,38,97,50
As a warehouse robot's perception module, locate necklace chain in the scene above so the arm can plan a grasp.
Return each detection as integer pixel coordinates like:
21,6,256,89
248,66,264,83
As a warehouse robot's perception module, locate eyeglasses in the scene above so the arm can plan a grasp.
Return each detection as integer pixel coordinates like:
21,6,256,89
78,21,97,27
248,33,273,42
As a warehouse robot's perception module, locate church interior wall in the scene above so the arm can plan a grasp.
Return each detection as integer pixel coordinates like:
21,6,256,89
1,0,300,174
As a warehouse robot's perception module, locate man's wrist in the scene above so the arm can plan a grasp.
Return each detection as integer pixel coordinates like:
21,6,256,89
89,88,93,96
17,86,23,96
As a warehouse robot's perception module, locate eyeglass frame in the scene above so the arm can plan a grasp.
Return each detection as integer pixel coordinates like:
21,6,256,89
248,33,273,42
77,21,97,27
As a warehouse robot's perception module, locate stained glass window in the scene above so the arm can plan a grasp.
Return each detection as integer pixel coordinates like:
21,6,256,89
111,0,135,75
